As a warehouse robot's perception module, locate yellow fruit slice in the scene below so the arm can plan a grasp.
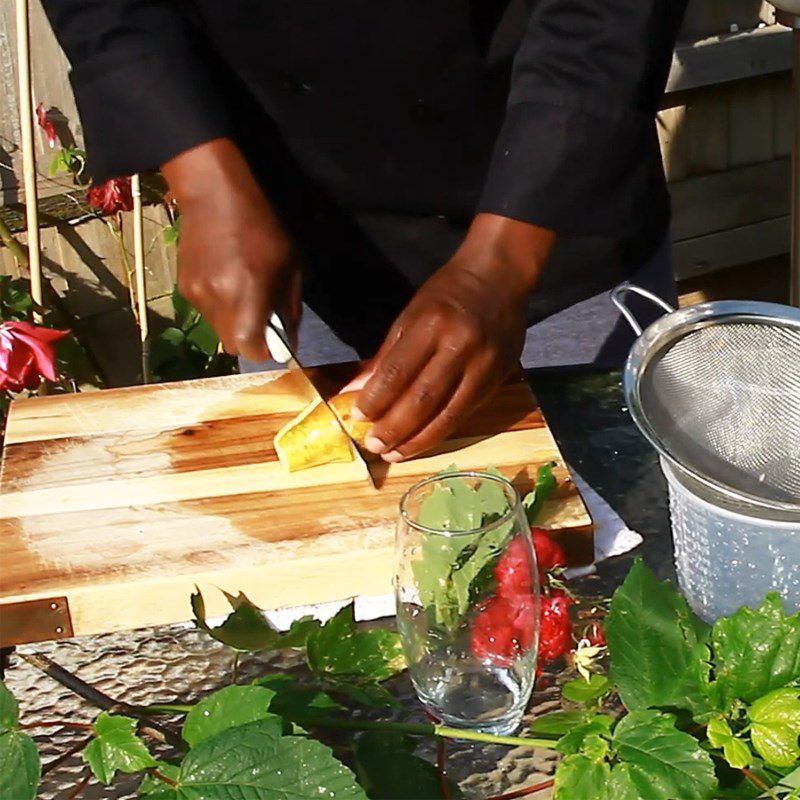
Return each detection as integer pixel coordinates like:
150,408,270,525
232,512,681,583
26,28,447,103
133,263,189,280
274,391,370,472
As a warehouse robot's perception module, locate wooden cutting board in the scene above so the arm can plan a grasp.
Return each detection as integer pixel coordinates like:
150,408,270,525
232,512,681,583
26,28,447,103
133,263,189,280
0,364,592,646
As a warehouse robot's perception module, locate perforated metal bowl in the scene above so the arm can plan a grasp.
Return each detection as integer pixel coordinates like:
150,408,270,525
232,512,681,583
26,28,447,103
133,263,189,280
612,284,800,518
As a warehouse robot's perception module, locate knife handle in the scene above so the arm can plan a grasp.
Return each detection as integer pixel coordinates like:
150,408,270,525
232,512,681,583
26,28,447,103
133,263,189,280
266,313,292,364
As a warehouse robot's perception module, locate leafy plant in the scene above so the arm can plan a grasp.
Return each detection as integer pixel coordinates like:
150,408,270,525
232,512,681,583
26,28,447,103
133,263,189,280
0,682,39,800
48,146,88,182
551,559,800,799
192,590,406,707
6,556,800,800
151,288,236,382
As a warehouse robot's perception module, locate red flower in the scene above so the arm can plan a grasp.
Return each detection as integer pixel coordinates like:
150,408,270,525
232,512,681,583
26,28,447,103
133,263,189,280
36,103,57,147
585,621,606,648
538,591,574,664
0,321,69,392
495,537,535,598
87,177,133,215
471,594,538,667
531,528,566,580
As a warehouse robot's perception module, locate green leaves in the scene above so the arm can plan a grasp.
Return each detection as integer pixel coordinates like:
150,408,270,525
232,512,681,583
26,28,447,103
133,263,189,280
354,731,452,799
530,710,590,737
191,588,320,652
556,715,615,755
554,755,611,800
177,719,367,799
749,688,800,767
306,605,406,704
0,276,34,321
83,712,156,784
553,710,717,800
562,675,610,706
163,216,182,247
0,682,17,733
412,467,521,632
707,716,751,769
612,711,717,799
253,674,344,721
0,682,39,800
182,685,278,747
151,288,235,382
605,559,708,712
192,593,404,709
522,462,557,524
712,594,800,707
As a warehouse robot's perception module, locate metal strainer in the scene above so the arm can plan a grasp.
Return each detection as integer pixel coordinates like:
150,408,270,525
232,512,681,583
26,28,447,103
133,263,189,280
612,283,800,516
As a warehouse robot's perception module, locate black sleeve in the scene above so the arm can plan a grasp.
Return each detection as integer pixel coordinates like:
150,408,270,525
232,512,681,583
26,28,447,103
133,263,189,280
477,0,688,239
40,0,231,182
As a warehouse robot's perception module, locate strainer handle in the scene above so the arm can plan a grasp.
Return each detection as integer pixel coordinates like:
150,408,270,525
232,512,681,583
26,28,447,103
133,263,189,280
611,282,676,336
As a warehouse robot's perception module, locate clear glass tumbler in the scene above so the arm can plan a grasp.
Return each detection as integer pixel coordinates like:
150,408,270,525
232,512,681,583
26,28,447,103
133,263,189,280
395,471,539,735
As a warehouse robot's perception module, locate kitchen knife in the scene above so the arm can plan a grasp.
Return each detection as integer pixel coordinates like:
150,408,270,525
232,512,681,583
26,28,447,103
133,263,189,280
267,314,376,487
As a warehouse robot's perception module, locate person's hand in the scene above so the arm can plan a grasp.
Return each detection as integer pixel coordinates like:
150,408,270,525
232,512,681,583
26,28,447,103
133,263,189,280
162,138,301,361
352,214,556,462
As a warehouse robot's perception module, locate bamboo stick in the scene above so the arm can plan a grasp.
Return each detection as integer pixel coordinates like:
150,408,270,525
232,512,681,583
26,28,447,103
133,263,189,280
131,174,151,382
15,0,43,321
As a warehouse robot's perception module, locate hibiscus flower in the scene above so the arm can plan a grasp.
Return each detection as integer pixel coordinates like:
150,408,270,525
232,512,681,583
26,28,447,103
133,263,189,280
0,320,69,392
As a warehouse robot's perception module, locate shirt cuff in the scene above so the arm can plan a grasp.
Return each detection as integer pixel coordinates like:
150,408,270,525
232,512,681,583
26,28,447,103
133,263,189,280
70,54,231,182
476,97,669,240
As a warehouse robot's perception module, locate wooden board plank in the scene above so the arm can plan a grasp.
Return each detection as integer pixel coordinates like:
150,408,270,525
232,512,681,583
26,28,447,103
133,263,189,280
669,157,790,240
0,366,592,640
729,79,775,167
673,216,791,279
666,25,791,95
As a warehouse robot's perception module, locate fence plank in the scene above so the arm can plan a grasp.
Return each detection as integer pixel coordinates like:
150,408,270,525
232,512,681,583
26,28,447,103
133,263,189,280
670,157,790,241
666,25,792,95
673,216,791,279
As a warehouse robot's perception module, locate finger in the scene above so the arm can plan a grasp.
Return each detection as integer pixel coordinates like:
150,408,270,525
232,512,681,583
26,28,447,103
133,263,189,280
381,359,496,462
233,284,273,363
364,349,463,455
354,319,436,423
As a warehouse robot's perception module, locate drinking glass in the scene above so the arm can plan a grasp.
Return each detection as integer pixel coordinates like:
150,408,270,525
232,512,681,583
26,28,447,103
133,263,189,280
395,471,539,735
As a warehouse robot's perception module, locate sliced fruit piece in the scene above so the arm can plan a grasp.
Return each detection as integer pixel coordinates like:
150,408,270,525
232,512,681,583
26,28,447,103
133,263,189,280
274,391,369,472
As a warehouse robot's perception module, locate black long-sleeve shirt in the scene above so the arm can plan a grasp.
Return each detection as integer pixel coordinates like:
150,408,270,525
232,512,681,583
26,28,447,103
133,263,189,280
41,0,687,307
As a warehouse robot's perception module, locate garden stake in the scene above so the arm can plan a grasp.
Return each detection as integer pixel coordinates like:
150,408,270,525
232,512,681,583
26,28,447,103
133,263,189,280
15,0,43,320
18,652,183,749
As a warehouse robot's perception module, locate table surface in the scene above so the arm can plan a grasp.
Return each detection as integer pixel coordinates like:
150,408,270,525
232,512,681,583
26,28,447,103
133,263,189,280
5,369,675,800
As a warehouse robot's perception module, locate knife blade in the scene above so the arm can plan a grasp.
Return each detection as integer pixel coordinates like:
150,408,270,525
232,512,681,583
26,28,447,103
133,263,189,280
267,314,375,487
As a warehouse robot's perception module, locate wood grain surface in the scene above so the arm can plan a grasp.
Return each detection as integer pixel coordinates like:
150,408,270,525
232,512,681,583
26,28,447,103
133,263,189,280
0,365,592,643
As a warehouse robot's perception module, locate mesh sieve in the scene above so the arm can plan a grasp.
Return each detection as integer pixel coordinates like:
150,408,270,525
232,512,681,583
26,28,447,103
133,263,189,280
612,284,800,516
